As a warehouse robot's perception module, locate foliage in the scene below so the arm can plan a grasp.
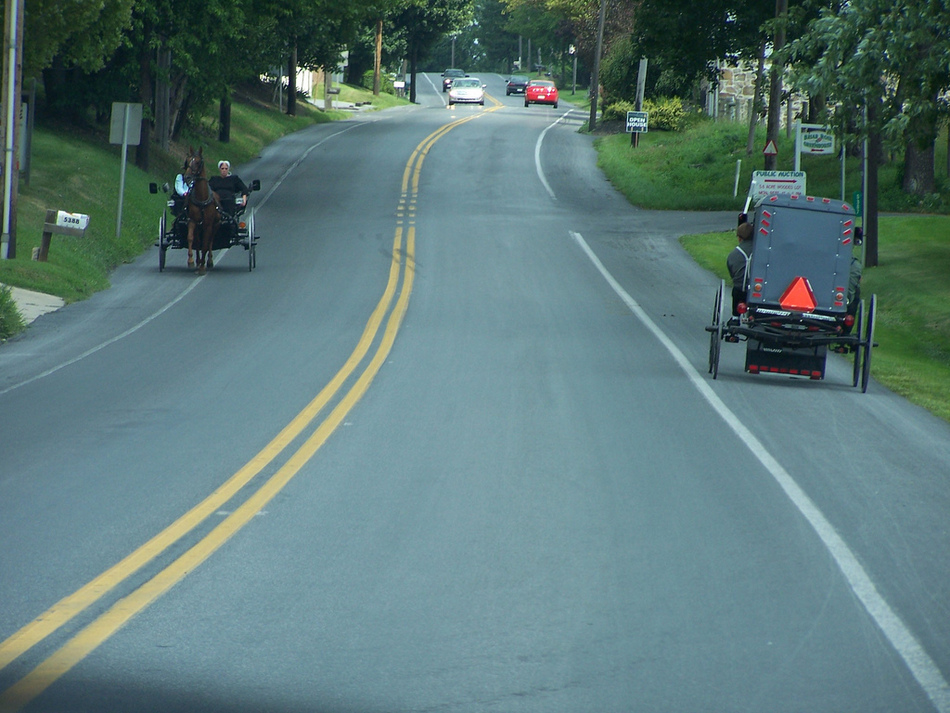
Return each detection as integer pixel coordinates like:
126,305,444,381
599,34,639,104
601,100,635,122
361,70,396,94
628,0,773,89
502,0,632,78
24,0,134,77
642,96,686,131
0,285,25,340
783,0,950,195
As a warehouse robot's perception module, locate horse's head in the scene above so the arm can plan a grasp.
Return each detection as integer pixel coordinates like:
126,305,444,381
184,147,206,179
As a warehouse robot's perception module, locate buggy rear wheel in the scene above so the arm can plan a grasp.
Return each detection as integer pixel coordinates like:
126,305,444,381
852,299,865,388
709,280,725,378
861,293,877,393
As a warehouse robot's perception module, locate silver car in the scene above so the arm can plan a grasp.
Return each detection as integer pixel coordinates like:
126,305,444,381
448,77,486,106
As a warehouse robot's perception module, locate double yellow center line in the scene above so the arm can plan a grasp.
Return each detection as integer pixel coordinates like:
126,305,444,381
0,108,494,711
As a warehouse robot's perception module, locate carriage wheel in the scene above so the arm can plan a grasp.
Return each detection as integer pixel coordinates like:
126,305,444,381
861,293,877,393
158,213,167,272
852,299,865,388
708,279,725,378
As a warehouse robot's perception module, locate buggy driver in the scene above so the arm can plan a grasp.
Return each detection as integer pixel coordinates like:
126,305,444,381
208,160,249,214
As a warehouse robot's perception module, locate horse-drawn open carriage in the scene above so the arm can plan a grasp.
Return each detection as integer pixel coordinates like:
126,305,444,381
706,193,878,392
149,150,261,273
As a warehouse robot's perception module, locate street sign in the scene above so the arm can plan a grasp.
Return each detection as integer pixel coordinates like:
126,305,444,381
799,124,834,155
763,140,778,155
626,111,649,133
109,102,142,146
749,170,806,199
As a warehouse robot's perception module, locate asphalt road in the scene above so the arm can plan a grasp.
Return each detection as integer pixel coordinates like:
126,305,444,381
1,73,948,713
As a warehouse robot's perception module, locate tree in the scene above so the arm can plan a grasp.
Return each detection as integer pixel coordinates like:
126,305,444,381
785,0,950,196
23,0,133,80
390,0,474,103
470,0,520,73
358,1,414,95
628,0,772,95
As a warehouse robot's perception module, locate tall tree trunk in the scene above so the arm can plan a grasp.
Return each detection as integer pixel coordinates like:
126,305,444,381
764,0,787,170
588,0,607,132
747,40,767,156
155,48,171,151
902,138,935,195
409,45,417,103
807,92,825,123
373,18,382,96
135,28,152,171
865,100,881,268
286,44,297,116
218,89,231,143
170,82,191,142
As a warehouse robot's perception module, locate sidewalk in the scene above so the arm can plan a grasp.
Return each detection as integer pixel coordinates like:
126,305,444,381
3,284,65,324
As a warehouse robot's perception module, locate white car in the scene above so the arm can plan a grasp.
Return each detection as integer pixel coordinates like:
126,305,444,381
448,77,486,106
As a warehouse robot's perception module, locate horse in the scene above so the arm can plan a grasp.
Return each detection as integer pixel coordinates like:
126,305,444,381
184,147,220,274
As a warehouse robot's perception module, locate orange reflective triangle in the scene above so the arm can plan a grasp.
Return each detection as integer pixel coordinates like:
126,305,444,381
779,277,817,312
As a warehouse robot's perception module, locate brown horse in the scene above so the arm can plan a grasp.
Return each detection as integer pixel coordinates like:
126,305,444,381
184,147,220,274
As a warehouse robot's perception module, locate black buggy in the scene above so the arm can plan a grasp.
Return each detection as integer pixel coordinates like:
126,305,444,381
706,193,877,392
149,179,262,272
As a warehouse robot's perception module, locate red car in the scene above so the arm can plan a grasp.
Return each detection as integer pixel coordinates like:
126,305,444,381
524,80,559,108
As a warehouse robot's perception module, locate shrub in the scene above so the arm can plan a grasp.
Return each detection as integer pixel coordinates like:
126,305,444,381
361,70,396,95
602,97,688,131
602,100,636,122
0,284,25,340
643,96,686,131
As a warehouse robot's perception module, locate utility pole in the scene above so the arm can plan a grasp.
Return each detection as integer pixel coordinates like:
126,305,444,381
1,0,23,259
588,0,607,132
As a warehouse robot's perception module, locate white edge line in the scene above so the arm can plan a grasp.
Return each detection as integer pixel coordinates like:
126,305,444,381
1,127,366,397
0,279,202,396
535,111,575,200
570,229,950,713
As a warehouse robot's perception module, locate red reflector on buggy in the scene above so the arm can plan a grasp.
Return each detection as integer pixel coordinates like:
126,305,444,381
779,277,817,312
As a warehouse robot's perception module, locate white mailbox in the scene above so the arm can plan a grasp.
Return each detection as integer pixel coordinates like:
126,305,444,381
55,211,90,232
